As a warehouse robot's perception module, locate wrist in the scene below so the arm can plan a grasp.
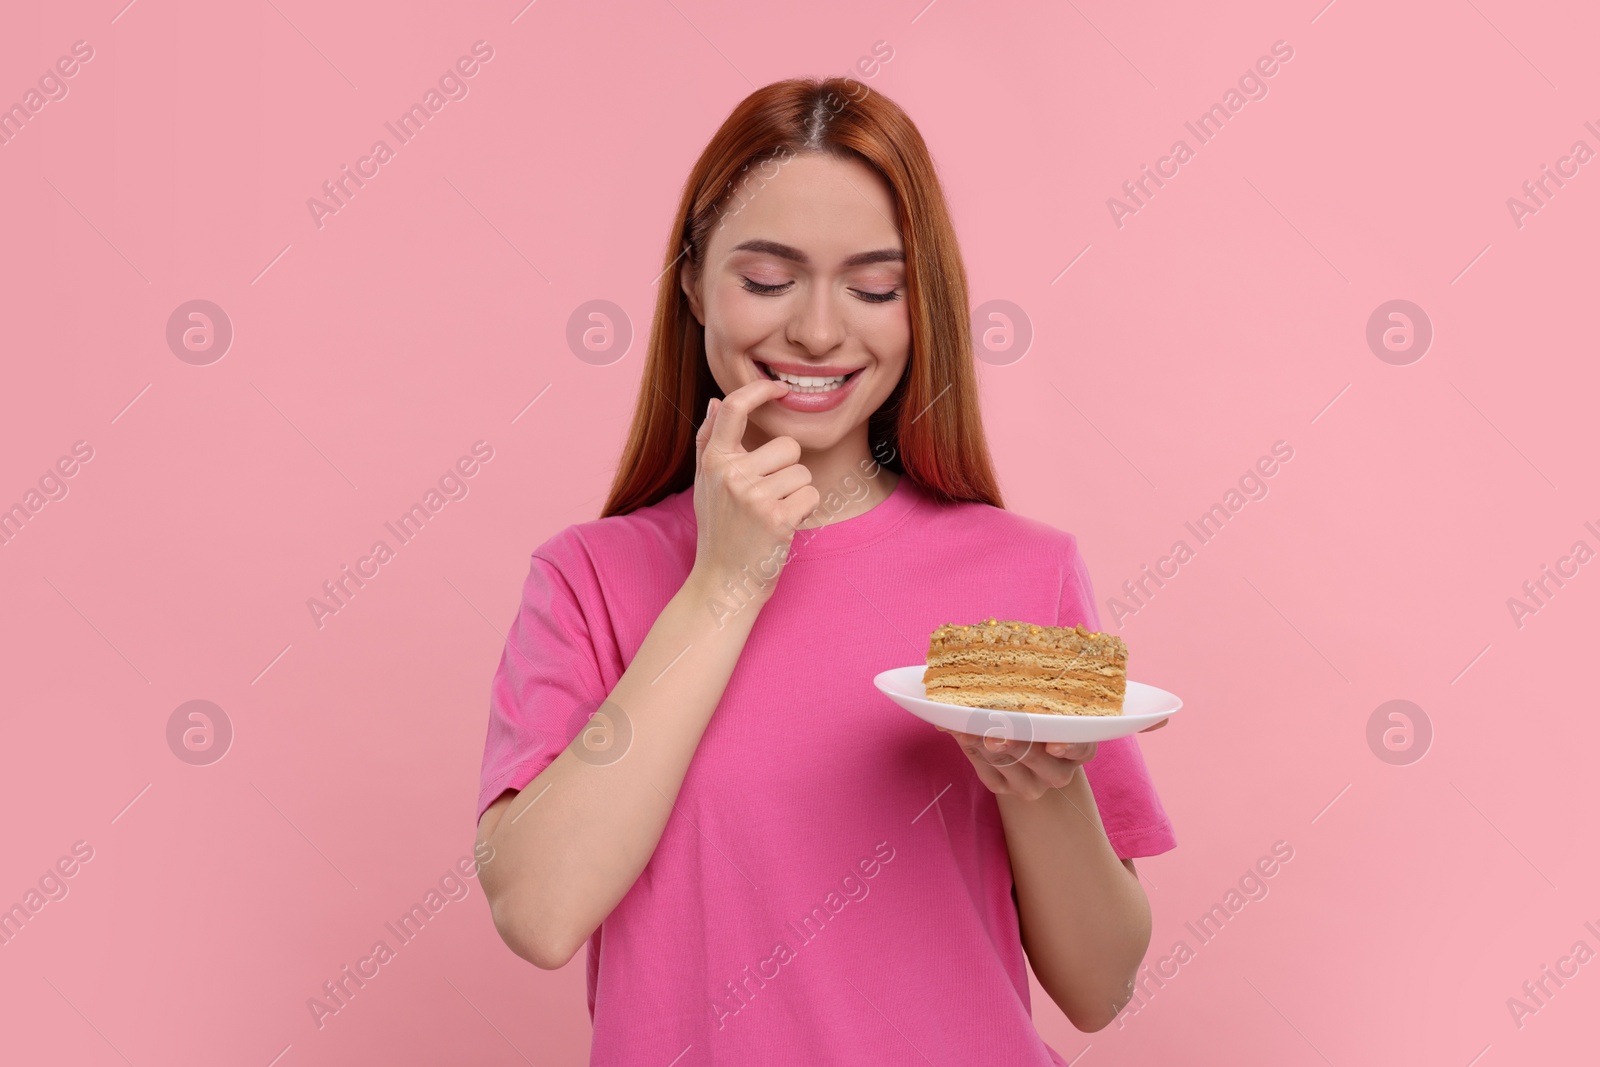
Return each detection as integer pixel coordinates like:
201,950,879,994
997,765,1102,825
680,565,768,631
688,556,781,602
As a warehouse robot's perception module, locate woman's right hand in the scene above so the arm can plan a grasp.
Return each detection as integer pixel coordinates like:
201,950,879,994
479,376,823,970
689,377,820,610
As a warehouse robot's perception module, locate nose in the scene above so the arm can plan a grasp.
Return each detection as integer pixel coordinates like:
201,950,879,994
784,281,846,355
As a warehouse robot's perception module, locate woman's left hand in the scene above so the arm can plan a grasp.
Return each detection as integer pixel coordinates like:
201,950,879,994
936,728,1095,800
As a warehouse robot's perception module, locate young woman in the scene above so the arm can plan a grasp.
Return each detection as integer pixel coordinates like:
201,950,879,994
475,76,1176,1065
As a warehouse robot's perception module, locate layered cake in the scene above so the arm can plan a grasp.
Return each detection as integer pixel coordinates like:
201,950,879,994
923,618,1127,716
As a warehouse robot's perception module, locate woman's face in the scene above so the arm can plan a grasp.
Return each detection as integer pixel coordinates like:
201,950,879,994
681,151,911,453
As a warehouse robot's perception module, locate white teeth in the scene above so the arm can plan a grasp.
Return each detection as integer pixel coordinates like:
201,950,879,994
767,367,850,392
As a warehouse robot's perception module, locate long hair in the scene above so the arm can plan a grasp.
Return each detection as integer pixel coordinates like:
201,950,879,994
600,76,1004,518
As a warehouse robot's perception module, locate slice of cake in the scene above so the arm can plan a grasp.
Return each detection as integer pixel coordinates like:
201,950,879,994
923,618,1127,716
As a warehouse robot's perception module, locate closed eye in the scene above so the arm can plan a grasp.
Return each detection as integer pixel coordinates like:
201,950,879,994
739,277,902,303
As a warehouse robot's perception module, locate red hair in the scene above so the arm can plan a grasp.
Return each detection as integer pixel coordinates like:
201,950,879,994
600,76,1004,518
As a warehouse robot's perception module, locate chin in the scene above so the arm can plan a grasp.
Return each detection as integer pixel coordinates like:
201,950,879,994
750,411,844,450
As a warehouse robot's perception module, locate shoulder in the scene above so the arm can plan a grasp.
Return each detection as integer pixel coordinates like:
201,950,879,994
529,487,695,583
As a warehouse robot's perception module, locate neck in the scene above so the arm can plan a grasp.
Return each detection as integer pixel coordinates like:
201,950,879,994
743,423,900,529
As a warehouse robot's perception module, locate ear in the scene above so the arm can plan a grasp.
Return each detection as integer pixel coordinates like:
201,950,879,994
679,251,704,326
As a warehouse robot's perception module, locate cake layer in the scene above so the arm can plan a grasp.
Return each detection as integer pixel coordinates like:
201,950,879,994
924,672,1123,705
923,668,1120,695
924,650,1124,676
922,688,1123,717
923,618,1127,717
927,619,1126,660
928,639,1126,662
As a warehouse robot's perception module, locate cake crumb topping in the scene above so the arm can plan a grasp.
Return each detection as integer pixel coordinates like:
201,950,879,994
926,617,1127,659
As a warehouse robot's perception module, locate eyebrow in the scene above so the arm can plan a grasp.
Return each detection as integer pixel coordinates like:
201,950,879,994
729,238,904,268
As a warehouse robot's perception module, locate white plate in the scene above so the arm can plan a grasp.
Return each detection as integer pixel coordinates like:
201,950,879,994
873,665,1182,743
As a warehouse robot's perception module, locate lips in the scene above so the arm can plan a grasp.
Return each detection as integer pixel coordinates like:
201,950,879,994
754,359,865,413
755,360,862,392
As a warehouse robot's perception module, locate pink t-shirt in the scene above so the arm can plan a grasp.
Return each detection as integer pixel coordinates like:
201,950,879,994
477,473,1177,1065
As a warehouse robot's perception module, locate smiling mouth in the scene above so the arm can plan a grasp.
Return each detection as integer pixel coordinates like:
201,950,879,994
755,361,862,393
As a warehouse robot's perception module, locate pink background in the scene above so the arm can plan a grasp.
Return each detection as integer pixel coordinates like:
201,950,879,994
2,0,1596,1063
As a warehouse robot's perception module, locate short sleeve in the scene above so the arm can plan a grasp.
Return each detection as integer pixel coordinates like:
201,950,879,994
1059,537,1178,859
475,549,609,823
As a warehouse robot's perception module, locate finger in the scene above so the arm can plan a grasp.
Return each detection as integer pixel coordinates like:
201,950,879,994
756,463,813,502
739,434,804,478
775,484,822,530
709,378,790,456
1043,741,1096,761
951,732,1033,785
946,729,990,755
1015,742,1081,789
953,737,1012,794
970,757,1010,794
694,397,719,468
965,731,1030,771
982,745,1051,796
1139,718,1170,733
951,731,1076,797
1017,743,1090,788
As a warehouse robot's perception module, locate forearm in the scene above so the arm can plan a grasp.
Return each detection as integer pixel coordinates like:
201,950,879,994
479,570,758,966
997,768,1151,1030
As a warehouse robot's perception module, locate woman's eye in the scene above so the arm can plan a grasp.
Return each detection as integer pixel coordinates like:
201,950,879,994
738,277,901,303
